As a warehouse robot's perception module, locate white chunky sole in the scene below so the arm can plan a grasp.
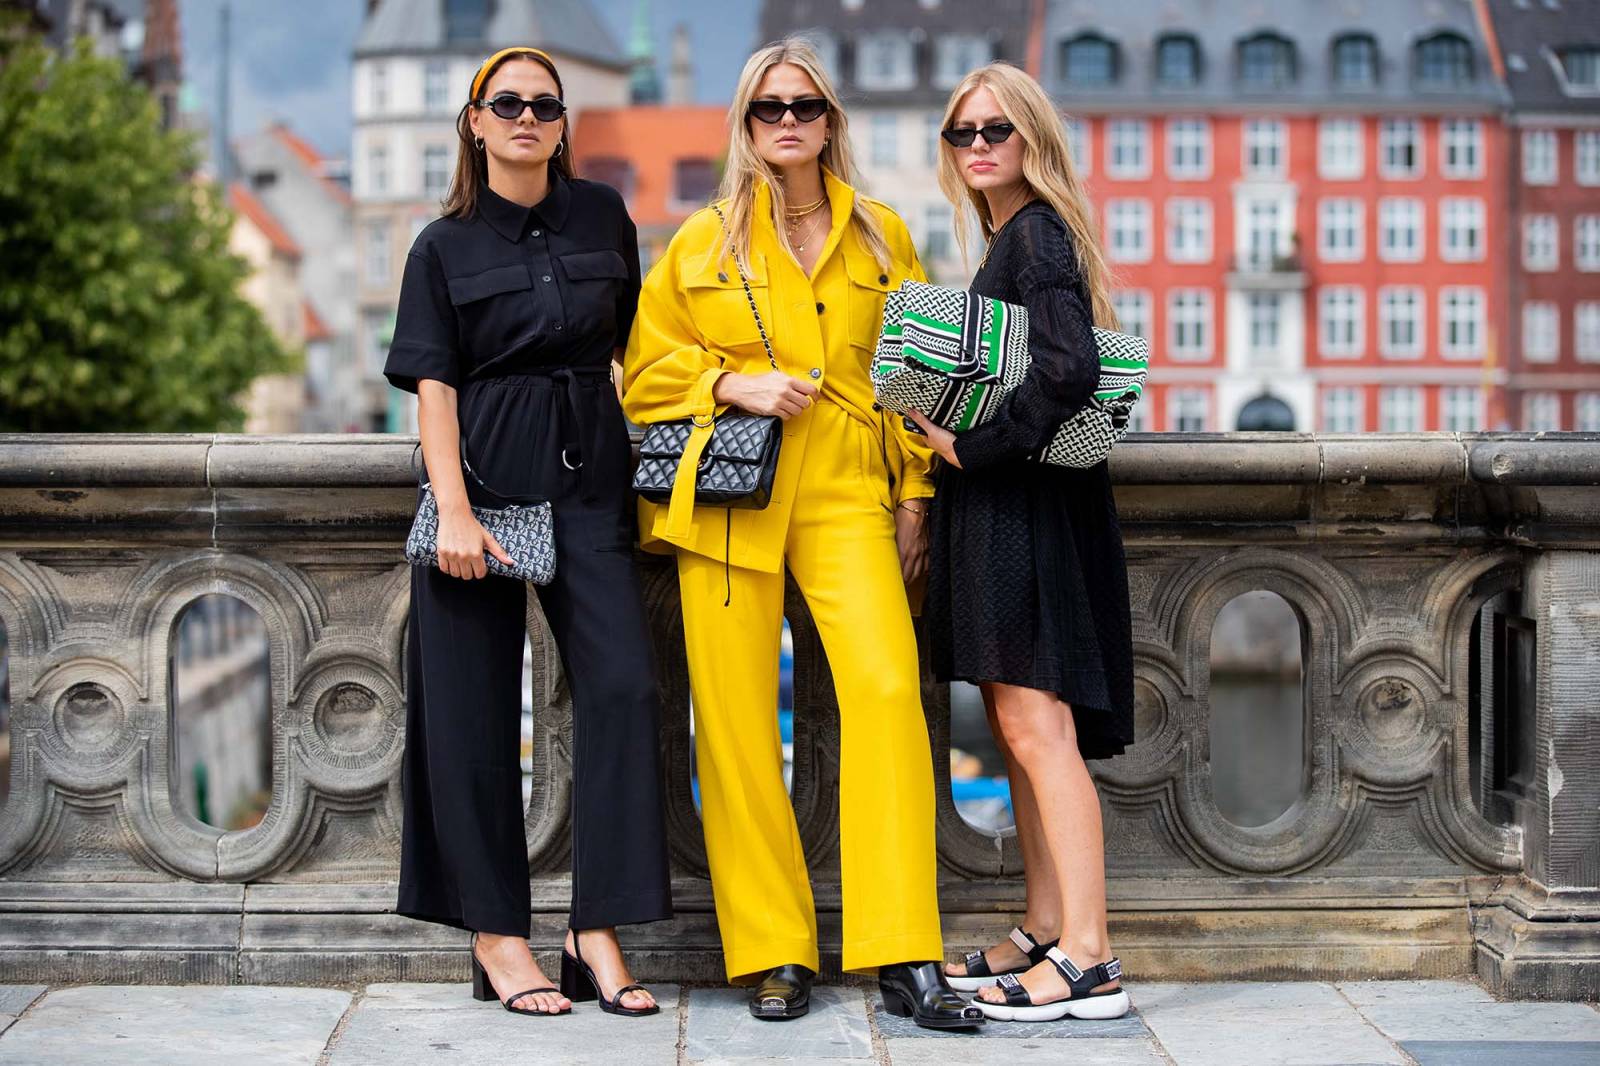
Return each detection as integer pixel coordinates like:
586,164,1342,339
976,988,1131,1023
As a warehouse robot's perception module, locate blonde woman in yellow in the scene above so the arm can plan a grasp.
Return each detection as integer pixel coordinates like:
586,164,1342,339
623,38,983,1030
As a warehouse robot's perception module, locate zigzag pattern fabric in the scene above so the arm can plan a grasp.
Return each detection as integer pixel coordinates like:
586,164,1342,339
872,280,1148,468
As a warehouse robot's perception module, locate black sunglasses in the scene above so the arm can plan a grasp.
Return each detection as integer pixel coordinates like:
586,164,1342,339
748,97,831,124
479,93,567,122
940,122,1017,148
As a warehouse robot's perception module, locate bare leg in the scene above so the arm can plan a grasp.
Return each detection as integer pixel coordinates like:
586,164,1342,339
976,683,1119,1006
475,931,571,1014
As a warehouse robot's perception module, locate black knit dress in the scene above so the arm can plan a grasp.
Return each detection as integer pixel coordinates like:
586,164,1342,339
924,200,1135,761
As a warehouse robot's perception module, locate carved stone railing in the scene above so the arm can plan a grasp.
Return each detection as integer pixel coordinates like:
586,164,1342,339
0,433,1596,998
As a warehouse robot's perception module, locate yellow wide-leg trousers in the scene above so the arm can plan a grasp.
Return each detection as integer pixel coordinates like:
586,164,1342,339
676,400,944,980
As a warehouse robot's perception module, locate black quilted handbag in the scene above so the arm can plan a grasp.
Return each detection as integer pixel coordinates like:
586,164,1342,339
632,204,782,509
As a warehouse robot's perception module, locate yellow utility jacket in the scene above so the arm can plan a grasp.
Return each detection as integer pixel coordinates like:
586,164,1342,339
622,169,934,573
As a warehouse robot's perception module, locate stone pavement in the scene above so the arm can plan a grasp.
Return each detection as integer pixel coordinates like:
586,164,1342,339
0,979,1598,1065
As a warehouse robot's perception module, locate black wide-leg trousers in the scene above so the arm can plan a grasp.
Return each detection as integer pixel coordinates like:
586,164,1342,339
397,372,673,936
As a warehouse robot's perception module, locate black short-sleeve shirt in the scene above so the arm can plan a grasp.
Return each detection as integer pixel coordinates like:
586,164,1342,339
383,173,641,392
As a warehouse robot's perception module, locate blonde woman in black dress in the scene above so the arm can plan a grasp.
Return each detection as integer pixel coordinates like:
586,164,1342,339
908,62,1133,1023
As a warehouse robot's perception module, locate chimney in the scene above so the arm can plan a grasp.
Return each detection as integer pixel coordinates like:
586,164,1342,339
667,23,693,105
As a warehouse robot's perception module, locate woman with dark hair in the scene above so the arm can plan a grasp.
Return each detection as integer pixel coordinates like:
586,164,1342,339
385,47,671,1019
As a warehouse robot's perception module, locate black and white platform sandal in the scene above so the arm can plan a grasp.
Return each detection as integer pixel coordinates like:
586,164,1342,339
976,947,1129,1022
945,927,1056,992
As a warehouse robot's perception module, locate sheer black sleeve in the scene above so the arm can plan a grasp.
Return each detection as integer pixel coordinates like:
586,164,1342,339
953,209,1099,471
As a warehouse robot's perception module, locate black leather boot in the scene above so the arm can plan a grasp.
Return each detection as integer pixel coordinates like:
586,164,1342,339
879,960,986,1029
749,963,813,1020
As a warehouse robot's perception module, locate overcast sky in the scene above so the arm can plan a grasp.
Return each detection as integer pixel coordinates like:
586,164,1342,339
177,1,762,158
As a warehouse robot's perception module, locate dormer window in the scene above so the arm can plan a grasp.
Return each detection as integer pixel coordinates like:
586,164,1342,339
935,34,993,89
1415,32,1474,88
1061,33,1118,89
1156,34,1201,88
1238,32,1296,89
857,32,915,91
1332,34,1378,88
1559,47,1600,93
444,0,490,45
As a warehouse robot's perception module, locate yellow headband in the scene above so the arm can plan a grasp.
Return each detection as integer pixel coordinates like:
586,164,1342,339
470,47,559,102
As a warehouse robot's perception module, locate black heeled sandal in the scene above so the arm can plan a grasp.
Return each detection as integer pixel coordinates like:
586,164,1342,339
976,946,1129,1022
945,926,1057,992
879,961,986,1030
560,933,661,1017
470,932,570,1016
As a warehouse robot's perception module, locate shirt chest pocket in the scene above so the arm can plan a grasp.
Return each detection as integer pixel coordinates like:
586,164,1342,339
557,249,629,331
684,262,774,360
844,252,900,353
446,264,538,363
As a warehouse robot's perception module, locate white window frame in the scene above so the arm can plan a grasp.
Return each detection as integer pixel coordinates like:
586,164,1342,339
1440,287,1486,360
367,143,389,197
1440,386,1483,432
1577,216,1600,272
924,112,942,167
1578,131,1600,187
1522,392,1562,432
1106,199,1152,263
423,60,449,112
1169,387,1209,431
1575,392,1600,432
1318,117,1363,180
1247,291,1283,366
870,113,898,167
422,144,450,200
1167,288,1213,360
1166,198,1212,263
1318,198,1364,262
1523,129,1558,185
1242,118,1286,179
856,33,915,91
1440,197,1485,262
934,34,992,90
1321,387,1364,432
1379,197,1424,263
1166,118,1210,180
1523,301,1560,363
1378,386,1424,432
1111,289,1152,340
1379,117,1422,179
1524,214,1559,272
365,221,390,287
1063,115,1091,175
370,62,389,114
1107,119,1150,180
1379,286,1425,359
1440,118,1483,179
1578,302,1600,363
1319,286,1365,358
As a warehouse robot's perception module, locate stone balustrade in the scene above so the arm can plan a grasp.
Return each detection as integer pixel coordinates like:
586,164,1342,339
0,433,1596,998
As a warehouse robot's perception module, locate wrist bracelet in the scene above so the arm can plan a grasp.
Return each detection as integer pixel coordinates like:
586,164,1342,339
896,500,929,515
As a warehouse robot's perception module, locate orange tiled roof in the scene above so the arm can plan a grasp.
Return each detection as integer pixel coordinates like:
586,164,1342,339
229,183,302,259
302,301,332,342
572,106,728,227
269,123,354,206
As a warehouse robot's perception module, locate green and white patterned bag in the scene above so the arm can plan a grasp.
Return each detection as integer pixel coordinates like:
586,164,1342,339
871,280,1148,468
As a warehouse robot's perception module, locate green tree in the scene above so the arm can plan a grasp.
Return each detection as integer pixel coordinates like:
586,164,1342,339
0,34,290,432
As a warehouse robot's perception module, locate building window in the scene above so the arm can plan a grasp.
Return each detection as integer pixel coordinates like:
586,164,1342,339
1379,286,1424,359
365,222,389,286
857,33,914,90
1441,287,1486,359
1318,198,1363,262
424,60,450,112
1242,197,1286,269
422,145,450,201
1578,131,1600,186
1318,117,1363,179
1168,289,1212,359
1524,214,1559,271
444,0,490,44
1319,286,1364,358
1247,292,1282,365
672,158,719,208
1167,118,1210,179
370,62,389,113
1523,392,1561,432
1523,130,1558,185
1380,118,1422,178
934,34,991,89
585,156,635,199
1156,34,1200,87
1063,115,1091,174
1169,387,1209,431
1559,47,1600,91
1441,119,1483,178
1332,34,1378,88
1523,302,1560,363
924,112,942,167
1416,33,1474,88
870,113,898,167
1441,386,1483,432
1112,289,1151,339
1239,32,1296,89
1379,198,1424,263
1107,119,1149,179
1440,197,1484,262
922,203,953,262
1062,33,1118,88
1576,392,1600,431
1578,303,1600,362
1243,118,1286,178
1106,199,1151,262
1322,387,1364,432
1379,386,1424,431
1166,198,1212,263
1577,216,1600,271
367,143,389,196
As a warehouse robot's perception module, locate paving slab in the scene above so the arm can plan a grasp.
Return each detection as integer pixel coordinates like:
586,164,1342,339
1352,995,1600,1043
871,999,1151,1040
328,982,682,1066
684,986,872,1062
1402,1042,1600,1066
1133,982,1407,1066
0,987,46,1039
885,1036,1168,1065
1337,980,1497,1008
0,986,351,1066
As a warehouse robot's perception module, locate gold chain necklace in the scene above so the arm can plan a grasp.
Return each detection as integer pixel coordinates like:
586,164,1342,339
790,207,829,253
783,196,826,219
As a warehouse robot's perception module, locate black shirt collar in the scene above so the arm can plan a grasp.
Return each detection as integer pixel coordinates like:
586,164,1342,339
478,170,572,241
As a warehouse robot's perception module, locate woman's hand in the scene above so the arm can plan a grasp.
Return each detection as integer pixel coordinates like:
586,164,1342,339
713,370,818,419
905,410,961,469
435,503,515,580
894,501,929,585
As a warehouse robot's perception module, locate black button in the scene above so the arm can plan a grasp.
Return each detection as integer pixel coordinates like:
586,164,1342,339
816,301,825,313
717,271,728,282
878,273,888,284
872,402,881,411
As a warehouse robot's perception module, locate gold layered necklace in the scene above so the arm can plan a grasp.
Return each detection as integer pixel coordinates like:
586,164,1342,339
784,199,829,253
